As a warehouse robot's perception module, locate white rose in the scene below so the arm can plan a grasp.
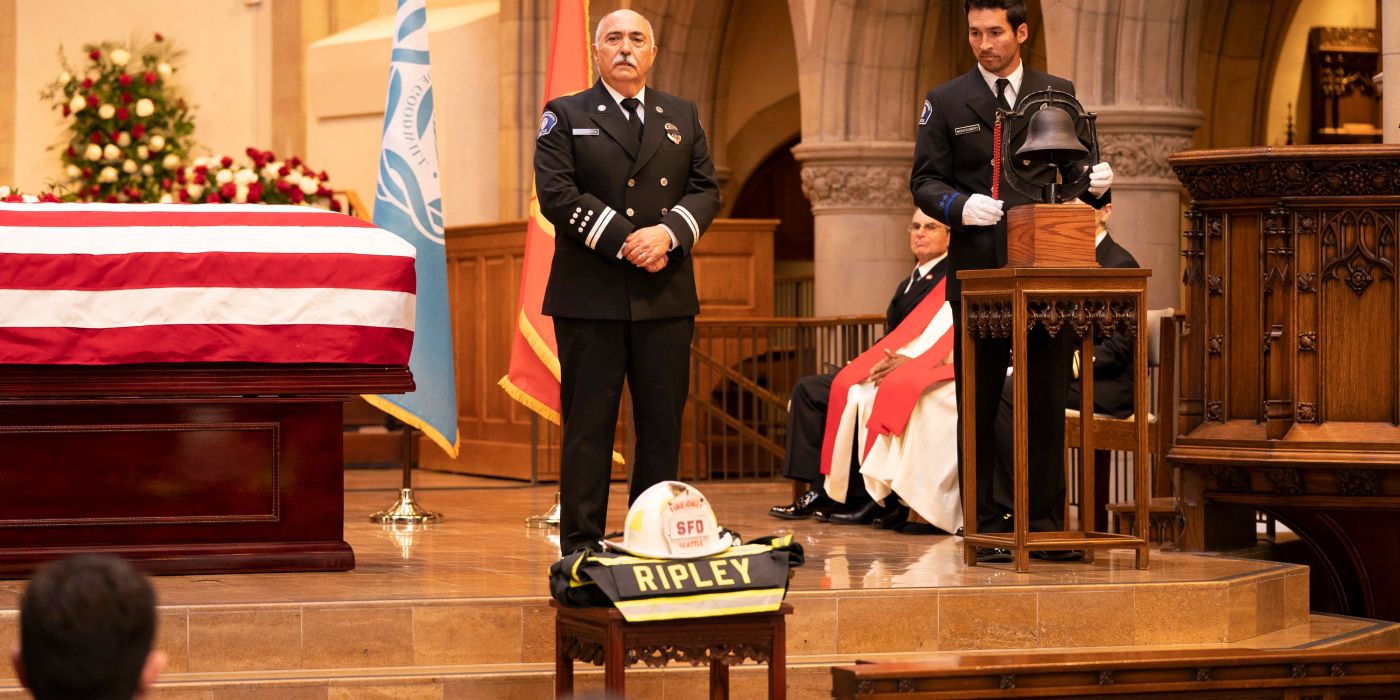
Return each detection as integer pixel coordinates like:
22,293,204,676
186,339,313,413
159,192,173,204
162,153,180,169
215,169,234,185
299,178,318,195
98,103,115,120
135,98,155,118
157,62,172,78
234,168,258,186
65,164,82,178
234,184,249,203
187,183,204,199
84,144,102,161
122,159,138,174
97,166,118,183
59,71,72,84
136,145,149,160
102,143,120,161
141,164,154,176
0,186,9,197
116,131,131,147
21,194,38,203
285,171,302,185
149,135,166,152
110,48,130,66
68,94,86,113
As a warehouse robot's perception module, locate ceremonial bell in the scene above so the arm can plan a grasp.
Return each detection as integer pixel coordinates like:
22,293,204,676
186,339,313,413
1017,104,1089,164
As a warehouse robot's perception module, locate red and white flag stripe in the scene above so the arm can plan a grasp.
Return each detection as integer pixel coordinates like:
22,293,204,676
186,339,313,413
0,203,416,365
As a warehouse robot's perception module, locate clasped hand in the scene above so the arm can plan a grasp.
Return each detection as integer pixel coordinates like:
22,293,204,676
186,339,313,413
866,349,911,386
620,225,670,273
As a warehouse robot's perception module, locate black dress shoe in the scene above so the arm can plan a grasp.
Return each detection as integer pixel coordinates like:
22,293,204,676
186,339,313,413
768,489,834,520
829,500,894,525
975,547,1013,563
872,505,910,530
896,521,947,535
1032,550,1084,562
811,506,837,522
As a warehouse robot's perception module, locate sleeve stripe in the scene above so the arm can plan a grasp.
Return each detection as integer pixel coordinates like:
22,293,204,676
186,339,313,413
585,207,615,250
673,205,700,243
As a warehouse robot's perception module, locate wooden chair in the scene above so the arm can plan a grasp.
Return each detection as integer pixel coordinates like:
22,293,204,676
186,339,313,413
1064,309,1185,545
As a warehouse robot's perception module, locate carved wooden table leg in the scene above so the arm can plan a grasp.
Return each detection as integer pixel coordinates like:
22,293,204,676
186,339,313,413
555,615,573,697
710,656,729,699
605,621,625,695
770,616,787,700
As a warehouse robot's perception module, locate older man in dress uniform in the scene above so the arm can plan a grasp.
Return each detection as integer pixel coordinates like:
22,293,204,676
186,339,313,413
534,9,721,555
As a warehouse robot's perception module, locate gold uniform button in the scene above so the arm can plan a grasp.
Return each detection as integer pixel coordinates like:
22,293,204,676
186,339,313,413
660,177,669,187
626,207,635,217
627,178,636,187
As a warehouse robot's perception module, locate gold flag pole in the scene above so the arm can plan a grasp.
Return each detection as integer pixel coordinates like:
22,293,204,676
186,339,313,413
371,425,442,524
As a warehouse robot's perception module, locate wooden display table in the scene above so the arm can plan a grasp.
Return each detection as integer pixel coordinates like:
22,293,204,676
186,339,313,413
0,363,412,576
552,600,792,699
959,267,1151,572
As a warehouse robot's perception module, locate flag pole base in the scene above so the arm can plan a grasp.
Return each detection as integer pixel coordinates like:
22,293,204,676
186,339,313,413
371,488,443,525
525,491,561,528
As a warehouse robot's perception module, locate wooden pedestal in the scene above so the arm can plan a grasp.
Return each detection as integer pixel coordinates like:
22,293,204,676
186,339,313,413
959,268,1152,572
1005,202,1098,268
0,363,413,576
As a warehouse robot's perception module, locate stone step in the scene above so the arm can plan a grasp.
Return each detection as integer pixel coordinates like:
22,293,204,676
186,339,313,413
0,615,1389,700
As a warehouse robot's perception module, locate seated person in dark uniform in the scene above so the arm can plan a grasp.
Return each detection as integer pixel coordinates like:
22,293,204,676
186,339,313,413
769,208,949,523
991,201,1138,551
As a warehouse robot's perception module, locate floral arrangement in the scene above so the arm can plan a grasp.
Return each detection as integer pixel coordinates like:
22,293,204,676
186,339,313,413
40,33,194,203
175,149,342,211
0,186,62,203
35,33,339,210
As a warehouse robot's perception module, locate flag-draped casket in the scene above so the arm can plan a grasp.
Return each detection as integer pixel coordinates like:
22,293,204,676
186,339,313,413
0,203,417,575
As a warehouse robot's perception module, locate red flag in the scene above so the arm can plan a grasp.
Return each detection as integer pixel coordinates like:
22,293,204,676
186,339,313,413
498,0,592,424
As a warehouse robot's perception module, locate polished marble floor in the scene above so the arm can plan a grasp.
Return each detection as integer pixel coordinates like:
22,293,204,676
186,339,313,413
0,469,1296,609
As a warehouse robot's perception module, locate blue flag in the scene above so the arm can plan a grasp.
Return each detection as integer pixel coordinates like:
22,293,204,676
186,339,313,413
364,0,459,458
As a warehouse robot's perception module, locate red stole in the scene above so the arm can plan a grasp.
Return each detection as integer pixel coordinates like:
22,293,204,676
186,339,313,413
818,279,947,475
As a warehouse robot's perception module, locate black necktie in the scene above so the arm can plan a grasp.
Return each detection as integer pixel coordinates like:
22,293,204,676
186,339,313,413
995,78,1012,112
620,97,643,144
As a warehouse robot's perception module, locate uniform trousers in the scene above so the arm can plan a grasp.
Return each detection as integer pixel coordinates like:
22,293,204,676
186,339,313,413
950,301,1074,534
555,316,694,555
780,372,874,506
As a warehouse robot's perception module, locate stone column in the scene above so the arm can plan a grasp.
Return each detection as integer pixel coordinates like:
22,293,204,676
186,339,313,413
1042,0,1205,310
1385,0,1400,144
792,141,915,316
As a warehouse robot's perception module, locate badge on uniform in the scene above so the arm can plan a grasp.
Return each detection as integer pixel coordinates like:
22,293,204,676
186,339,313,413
665,122,682,144
954,123,981,136
919,99,932,126
537,111,557,139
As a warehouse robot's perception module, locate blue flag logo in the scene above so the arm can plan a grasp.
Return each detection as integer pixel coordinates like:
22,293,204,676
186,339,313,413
365,0,459,457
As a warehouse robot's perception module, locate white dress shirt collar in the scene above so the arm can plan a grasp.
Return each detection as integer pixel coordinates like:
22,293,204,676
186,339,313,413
906,252,948,293
1095,229,1108,247
977,59,1024,107
601,81,647,122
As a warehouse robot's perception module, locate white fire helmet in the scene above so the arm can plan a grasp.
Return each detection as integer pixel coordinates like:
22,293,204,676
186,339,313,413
603,481,737,559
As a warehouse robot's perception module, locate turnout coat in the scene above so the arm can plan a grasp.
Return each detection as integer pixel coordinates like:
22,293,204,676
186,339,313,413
535,80,721,321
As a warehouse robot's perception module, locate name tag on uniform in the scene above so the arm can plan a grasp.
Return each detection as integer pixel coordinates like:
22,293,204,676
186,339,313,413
572,128,600,136
954,124,981,136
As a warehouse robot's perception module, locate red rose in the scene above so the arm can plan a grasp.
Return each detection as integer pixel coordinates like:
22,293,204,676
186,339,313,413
116,107,129,121
318,170,329,181
162,178,172,189
105,195,118,203
219,183,236,200
89,185,101,196
131,124,145,139
220,156,233,168
248,181,263,197
329,199,343,213
82,168,93,178
288,188,305,204
40,193,61,203
86,95,99,108
154,33,164,42
175,171,186,184
89,49,101,60
192,172,206,185
144,72,157,85
194,164,208,174
62,105,71,117
118,73,132,87
109,130,120,142
120,92,132,104
276,180,291,193
277,165,290,177
246,187,262,204
2,194,21,203
89,132,104,144
81,78,93,89
205,192,220,203
66,146,76,156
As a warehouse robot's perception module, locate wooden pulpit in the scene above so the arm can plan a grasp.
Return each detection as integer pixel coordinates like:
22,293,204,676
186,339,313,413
1169,145,1400,621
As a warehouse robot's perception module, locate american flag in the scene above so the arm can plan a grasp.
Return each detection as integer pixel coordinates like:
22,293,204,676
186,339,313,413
0,203,416,365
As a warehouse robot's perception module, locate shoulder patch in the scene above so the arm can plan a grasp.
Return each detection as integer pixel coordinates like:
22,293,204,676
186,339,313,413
919,99,932,126
537,110,558,139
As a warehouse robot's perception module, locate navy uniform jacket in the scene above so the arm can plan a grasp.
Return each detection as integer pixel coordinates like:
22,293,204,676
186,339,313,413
535,80,721,321
885,257,948,334
910,66,1108,299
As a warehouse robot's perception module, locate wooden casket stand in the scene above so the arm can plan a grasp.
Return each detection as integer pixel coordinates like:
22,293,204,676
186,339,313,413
0,363,412,575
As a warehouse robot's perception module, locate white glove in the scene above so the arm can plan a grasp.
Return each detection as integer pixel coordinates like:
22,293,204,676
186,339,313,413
1088,161,1113,197
961,193,1005,227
